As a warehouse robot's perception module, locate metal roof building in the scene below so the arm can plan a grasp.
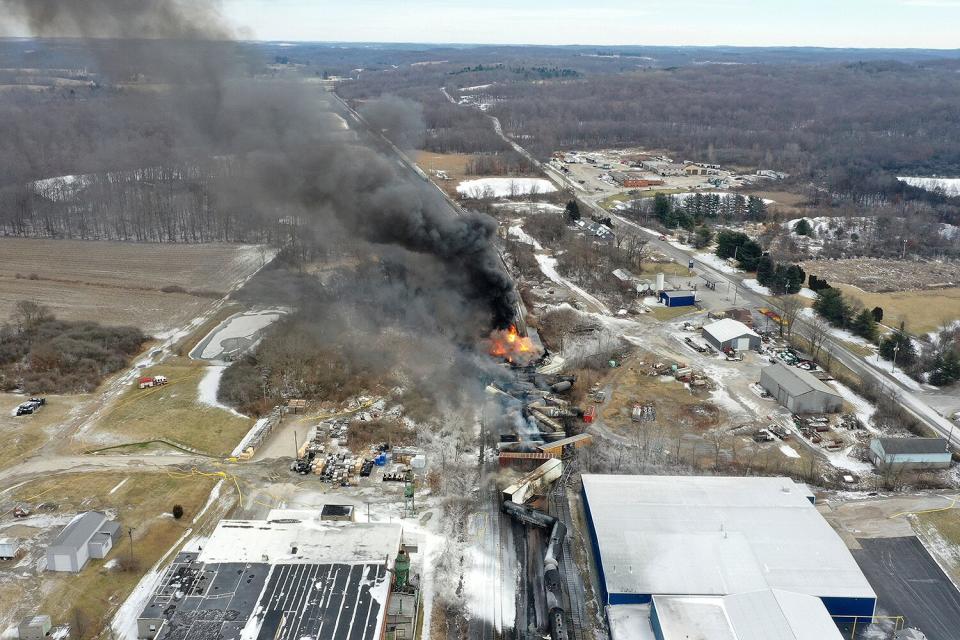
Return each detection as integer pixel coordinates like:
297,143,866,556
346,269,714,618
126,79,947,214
136,510,403,640
650,589,844,640
581,475,876,621
701,318,761,352
759,362,843,414
46,511,121,573
869,437,952,471
659,290,696,308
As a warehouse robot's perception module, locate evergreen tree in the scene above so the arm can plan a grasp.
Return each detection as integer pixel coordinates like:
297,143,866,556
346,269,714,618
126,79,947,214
565,199,581,221
715,230,749,259
793,218,813,236
693,226,713,249
813,287,850,327
769,264,789,294
785,264,805,294
871,306,884,323
930,350,960,386
653,193,673,227
747,195,768,219
737,239,764,271
879,324,917,367
756,255,775,286
850,308,878,341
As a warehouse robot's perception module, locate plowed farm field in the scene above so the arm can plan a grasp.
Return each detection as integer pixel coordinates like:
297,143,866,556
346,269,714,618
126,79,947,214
0,239,270,334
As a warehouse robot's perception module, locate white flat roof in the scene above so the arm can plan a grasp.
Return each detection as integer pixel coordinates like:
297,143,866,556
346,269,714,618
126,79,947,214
583,475,875,601
197,510,402,565
703,318,759,343
652,589,844,640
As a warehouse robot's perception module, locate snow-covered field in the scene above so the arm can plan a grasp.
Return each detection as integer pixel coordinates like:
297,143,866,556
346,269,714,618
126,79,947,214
898,176,960,197
457,178,557,199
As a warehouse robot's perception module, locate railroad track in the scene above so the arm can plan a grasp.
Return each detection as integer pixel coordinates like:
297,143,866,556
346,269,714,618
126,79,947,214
549,463,588,640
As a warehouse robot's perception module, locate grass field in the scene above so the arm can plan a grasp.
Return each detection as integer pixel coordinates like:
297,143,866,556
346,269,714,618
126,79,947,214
0,470,225,636
650,306,698,321
89,357,253,455
835,284,960,334
0,239,269,333
914,508,960,582
415,151,474,197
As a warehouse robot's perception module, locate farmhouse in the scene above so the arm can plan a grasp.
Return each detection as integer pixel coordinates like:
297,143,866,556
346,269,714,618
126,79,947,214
701,318,761,352
46,511,121,573
869,437,952,471
582,474,876,640
759,362,843,414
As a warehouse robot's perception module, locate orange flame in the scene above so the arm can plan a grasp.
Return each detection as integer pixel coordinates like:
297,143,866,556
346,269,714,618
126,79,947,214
488,325,539,364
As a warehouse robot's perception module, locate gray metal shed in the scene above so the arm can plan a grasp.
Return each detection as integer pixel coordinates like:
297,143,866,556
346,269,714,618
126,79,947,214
18,616,51,640
701,318,761,351
759,362,843,414
869,438,952,471
46,511,120,573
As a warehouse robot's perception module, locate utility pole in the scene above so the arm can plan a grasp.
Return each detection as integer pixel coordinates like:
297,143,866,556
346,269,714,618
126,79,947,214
127,527,135,565
892,344,900,373
294,430,299,459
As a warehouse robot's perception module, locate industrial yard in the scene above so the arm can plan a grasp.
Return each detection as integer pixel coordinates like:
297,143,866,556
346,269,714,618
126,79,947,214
3,19,960,640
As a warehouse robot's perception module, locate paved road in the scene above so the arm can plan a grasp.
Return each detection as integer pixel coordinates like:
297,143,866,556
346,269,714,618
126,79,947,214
471,99,960,449
853,536,960,640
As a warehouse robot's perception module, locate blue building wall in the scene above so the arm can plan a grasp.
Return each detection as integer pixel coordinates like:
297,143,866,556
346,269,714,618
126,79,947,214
659,292,695,307
819,595,877,620
581,483,610,605
650,600,666,640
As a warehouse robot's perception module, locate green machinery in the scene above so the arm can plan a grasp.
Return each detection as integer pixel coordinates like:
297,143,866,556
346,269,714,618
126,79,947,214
393,546,411,589
403,468,416,517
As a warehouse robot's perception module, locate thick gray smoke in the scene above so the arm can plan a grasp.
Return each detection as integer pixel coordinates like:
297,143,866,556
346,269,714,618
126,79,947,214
0,0,518,405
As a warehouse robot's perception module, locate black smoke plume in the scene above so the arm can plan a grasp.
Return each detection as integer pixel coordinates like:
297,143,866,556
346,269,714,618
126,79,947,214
0,0,519,406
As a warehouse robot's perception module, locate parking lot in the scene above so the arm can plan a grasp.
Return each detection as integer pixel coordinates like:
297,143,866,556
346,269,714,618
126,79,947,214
853,536,960,640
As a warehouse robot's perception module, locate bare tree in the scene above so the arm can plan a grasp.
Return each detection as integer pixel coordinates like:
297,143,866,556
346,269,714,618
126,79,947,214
771,295,803,338
807,315,831,360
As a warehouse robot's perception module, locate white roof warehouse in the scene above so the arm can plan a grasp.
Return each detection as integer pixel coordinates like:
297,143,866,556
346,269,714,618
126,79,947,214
581,474,876,629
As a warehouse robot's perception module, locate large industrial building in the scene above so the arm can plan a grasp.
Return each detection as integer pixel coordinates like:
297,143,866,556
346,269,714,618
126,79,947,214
759,362,843,414
582,475,876,640
136,510,406,640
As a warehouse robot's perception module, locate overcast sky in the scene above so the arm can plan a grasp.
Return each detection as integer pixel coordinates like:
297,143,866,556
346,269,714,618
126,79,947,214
222,0,960,49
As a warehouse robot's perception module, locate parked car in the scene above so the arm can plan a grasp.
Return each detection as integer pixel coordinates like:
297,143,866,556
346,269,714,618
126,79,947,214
16,398,45,416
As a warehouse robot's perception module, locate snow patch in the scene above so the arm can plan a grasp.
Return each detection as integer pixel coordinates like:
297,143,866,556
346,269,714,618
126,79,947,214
779,444,801,459
507,224,542,250
197,365,248,418
898,176,960,197
456,178,557,199
742,278,772,296
534,254,611,314
108,477,129,495
694,252,742,274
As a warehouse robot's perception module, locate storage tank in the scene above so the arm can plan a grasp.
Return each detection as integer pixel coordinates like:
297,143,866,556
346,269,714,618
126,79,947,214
656,272,665,292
